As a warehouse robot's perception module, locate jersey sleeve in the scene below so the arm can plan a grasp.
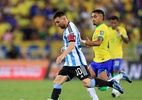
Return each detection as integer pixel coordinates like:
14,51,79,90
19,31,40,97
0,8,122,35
98,30,105,40
67,33,76,42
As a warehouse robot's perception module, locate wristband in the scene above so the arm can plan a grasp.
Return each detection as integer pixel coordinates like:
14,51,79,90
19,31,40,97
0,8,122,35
81,40,86,44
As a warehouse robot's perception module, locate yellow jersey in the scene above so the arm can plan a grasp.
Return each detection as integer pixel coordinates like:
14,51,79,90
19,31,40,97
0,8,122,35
108,26,128,59
92,23,111,62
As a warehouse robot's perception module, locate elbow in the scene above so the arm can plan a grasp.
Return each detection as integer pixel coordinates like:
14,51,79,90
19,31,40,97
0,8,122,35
96,43,101,46
125,41,128,44
125,40,129,44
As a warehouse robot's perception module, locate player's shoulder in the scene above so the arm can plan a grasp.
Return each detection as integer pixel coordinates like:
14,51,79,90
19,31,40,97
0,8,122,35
118,26,126,31
97,23,108,30
67,22,77,31
68,21,75,27
108,26,112,30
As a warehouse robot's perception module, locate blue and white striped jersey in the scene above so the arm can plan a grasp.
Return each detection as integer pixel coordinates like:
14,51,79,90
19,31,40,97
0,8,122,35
62,22,87,66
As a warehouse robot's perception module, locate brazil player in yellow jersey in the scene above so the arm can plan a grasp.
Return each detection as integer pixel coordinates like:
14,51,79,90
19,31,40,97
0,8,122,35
108,16,130,97
81,9,132,99
82,9,112,81
81,9,113,100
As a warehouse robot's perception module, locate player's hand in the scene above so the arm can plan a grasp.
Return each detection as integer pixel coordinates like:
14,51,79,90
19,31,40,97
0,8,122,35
56,55,64,64
85,44,91,47
115,27,120,33
86,37,91,41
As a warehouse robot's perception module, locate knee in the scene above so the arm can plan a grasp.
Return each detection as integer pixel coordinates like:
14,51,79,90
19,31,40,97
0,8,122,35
83,81,91,88
82,78,95,88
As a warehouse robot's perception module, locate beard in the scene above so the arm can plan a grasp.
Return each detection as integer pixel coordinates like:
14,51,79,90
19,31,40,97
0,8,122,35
93,22,96,25
92,21,96,25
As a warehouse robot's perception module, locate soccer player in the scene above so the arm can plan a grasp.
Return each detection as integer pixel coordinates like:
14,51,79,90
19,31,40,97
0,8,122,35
47,11,123,100
82,9,112,84
81,9,132,99
108,15,129,97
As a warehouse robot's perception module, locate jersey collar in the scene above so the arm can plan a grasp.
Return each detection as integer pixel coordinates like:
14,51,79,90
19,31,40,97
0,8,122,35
96,22,104,28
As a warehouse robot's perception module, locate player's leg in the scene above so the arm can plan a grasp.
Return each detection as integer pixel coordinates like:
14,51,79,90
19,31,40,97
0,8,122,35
82,77,124,94
74,65,99,100
49,66,74,100
109,59,132,83
111,59,122,97
97,60,112,91
111,59,123,97
76,65,124,94
112,59,122,80
87,65,99,100
51,75,67,100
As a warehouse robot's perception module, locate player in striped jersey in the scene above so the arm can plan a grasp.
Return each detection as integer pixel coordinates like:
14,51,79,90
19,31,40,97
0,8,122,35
48,11,124,100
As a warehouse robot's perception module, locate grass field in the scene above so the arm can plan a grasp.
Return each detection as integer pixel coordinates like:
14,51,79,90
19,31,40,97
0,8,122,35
0,79,141,100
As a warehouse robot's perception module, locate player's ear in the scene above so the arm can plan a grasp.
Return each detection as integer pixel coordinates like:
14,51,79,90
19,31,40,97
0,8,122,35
61,16,66,20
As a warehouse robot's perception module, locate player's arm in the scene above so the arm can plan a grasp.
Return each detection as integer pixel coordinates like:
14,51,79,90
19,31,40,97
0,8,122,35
61,42,75,57
116,27,129,44
81,30,104,46
56,34,75,64
84,37,103,46
120,35,129,44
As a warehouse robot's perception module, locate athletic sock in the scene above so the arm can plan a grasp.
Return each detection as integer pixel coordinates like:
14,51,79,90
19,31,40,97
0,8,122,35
95,78,113,87
51,88,61,100
87,88,99,100
109,73,122,83
51,84,62,100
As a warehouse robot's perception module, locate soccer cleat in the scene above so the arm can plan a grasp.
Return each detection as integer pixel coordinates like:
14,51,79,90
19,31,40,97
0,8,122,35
112,80,124,94
119,70,132,83
47,99,53,100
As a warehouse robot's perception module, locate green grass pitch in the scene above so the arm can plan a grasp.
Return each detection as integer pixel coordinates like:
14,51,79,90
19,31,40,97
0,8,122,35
0,79,141,100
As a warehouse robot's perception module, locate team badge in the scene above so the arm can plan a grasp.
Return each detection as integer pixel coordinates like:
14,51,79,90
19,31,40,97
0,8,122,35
100,30,104,35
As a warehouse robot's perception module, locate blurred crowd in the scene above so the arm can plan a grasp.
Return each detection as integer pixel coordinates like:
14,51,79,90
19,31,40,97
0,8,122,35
0,0,142,60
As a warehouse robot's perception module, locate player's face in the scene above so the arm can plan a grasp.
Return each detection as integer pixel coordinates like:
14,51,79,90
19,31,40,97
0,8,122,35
91,13,103,25
54,17,66,29
110,20,118,29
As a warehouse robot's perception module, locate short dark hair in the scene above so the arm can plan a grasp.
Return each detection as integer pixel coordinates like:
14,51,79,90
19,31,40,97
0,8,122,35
110,16,119,21
92,9,105,20
53,11,65,19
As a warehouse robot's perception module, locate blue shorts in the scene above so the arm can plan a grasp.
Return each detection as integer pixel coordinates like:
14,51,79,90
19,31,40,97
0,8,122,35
90,59,112,77
111,59,122,72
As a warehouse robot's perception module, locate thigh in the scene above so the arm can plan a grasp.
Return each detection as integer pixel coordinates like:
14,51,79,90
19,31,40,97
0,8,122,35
81,78,91,88
58,66,75,81
74,65,91,81
98,71,109,80
88,65,97,78
97,60,112,79
90,61,98,77
112,59,122,71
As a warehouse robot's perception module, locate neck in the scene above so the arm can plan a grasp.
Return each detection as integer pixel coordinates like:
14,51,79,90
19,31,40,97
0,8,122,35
65,20,69,28
96,22,104,27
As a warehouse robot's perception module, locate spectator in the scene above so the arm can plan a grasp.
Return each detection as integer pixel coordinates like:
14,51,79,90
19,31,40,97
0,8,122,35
6,44,21,59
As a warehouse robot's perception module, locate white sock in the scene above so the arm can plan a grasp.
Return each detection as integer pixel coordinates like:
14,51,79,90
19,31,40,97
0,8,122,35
87,88,99,100
109,74,123,83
